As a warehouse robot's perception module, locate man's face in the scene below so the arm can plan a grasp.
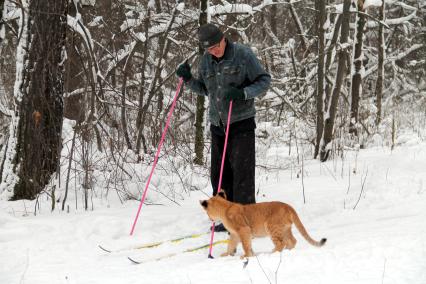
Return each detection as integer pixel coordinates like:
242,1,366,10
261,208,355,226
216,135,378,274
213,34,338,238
207,37,226,58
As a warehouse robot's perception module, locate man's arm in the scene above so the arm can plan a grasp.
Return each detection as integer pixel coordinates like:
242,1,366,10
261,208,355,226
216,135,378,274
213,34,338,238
187,57,208,96
243,48,271,100
187,69,208,97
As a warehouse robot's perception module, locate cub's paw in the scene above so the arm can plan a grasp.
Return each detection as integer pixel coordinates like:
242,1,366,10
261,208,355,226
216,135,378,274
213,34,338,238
240,253,254,259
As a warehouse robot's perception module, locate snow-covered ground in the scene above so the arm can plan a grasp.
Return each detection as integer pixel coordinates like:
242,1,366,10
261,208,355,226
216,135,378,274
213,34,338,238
1,141,426,284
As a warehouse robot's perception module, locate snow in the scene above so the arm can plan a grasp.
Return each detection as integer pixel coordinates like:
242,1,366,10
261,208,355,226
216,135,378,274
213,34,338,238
80,0,96,6
0,22,4,42
148,0,156,10
67,15,94,55
367,11,417,28
176,2,185,12
3,1,20,22
88,16,103,27
364,0,383,8
1,137,426,283
364,44,423,79
209,4,254,16
323,13,331,30
12,1,29,104
335,3,357,13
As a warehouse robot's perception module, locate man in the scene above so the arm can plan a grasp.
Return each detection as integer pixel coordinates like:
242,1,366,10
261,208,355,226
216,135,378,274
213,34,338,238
177,23,271,231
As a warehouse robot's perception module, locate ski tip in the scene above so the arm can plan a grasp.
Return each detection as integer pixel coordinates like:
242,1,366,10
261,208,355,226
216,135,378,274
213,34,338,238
127,256,141,264
98,245,112,253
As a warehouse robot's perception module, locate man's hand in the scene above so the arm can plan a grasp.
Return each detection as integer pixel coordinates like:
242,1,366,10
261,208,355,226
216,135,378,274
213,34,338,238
224,86,245,102
176,61,192,82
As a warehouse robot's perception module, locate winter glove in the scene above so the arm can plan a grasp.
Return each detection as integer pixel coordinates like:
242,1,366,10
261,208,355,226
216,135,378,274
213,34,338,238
224,86,245,102
176,61,192,82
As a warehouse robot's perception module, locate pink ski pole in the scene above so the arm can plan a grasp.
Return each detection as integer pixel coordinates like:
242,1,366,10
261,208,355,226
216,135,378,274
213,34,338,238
130,78,184,236
208,101,233,258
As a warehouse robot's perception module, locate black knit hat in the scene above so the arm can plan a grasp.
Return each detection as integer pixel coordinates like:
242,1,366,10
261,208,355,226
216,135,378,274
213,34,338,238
198,24,224,48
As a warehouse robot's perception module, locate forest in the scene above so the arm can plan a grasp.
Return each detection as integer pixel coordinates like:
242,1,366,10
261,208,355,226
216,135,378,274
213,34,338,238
0,0,424,207
1,1,426,283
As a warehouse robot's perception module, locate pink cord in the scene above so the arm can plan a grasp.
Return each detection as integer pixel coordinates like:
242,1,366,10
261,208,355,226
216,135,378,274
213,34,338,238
130,78,184,235
208,101,233,257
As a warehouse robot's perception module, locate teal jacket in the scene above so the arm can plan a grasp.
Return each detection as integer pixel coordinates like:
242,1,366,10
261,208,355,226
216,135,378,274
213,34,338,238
187,40,271,127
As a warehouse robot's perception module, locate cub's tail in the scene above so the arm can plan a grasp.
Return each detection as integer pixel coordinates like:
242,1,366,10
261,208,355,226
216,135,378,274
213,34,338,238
290,207,326,247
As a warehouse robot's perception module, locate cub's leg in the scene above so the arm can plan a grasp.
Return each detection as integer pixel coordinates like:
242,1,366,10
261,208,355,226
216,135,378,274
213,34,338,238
239,227,254,259
268,224,285,253
221,233,239,257
283,228,297,250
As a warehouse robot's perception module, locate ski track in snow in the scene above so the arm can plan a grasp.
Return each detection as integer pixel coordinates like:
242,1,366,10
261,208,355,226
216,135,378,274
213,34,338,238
1,143,426,283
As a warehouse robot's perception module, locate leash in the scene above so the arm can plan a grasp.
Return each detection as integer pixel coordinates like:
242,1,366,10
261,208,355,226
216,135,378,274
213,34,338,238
208,101,233,258
130,78,184,236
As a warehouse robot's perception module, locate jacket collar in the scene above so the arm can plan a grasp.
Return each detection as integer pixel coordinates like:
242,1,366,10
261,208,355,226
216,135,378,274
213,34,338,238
208,38,235,63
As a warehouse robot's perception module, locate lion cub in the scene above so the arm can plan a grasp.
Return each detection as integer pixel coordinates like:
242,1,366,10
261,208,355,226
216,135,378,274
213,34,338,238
200,192,326,258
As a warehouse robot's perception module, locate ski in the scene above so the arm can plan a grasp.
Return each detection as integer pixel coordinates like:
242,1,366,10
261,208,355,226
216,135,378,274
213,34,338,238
127,239,229,264
99,231,212,254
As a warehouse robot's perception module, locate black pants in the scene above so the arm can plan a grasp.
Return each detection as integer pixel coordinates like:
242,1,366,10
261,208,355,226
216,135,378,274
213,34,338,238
210,118,256,205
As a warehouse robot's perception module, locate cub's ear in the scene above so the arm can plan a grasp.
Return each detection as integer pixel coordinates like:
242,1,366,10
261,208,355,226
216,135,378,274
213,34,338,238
200,200,208,208
217,191,227,199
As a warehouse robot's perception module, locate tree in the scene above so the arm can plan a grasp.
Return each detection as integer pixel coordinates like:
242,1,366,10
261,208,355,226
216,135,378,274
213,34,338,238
374,0,385,125
193,0,208,165
0,0,5,47
349,0,367,136
314,0,326,159
320,0,351,162
0,0,67,200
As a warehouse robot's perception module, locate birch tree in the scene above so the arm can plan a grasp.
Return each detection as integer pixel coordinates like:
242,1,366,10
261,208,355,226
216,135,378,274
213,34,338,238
0,0,67,200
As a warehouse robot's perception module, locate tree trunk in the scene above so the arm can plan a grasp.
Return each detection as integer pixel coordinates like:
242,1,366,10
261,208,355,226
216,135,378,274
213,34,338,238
314,0,326,159
320,0,351,162
136,7,151,156
193,0,208,165
120,44,135,150
324,14,342,108
288,0,308,53
0,0,5,46
375,0,385,125
10,0,67,200
270,4,277,35
349,0,366,136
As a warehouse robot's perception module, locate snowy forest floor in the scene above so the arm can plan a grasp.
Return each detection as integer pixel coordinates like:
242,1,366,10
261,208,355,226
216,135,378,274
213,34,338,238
1,140,426,284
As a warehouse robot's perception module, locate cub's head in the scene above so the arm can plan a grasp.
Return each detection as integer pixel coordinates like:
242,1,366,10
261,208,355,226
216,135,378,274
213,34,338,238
199,191,227,222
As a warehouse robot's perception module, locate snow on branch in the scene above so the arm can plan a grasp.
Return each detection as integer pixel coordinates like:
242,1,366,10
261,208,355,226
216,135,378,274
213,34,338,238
67,15,94,57
363,44,423,79
366,10,417,28
394,1,418,11
270,86,301,118
386,44,424,62
364,0,383,9
208,3,254,16
105,8,196,79
2,1,20,22
0,101,12,117
67,14,101,90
